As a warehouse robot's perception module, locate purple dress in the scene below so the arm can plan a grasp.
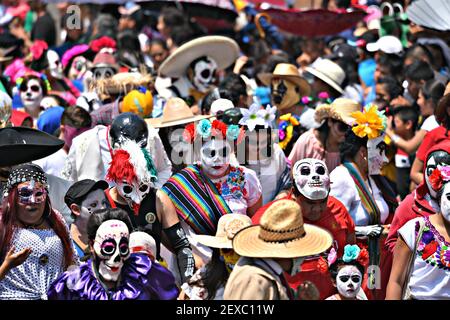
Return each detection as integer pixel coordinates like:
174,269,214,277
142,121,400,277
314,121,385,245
47,253,179,300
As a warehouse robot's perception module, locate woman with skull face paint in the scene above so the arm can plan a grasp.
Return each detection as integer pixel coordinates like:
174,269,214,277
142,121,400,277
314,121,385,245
179,214,252,300
48,208,179,300
386,166,450,300
161,118,262,269
17,74,49,121
105,139,195,284
330,105,398,299
0,164,76,300
326,245,369,300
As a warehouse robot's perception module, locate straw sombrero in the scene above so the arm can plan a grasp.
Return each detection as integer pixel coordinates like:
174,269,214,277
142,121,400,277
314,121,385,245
146,97,211,128
92,72,153,99
232,200,332,259
194,214,252,249
314,98,362,125
258,63,311,97
158,36,240,78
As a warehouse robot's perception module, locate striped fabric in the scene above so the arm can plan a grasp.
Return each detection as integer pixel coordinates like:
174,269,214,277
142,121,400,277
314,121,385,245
162,165,231,236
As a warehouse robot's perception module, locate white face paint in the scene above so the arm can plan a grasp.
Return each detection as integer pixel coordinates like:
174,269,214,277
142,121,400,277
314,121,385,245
367,135,388,175
200,139,231,179
69,56,88,80
293,158,330,200
336,265,362,299
93,219,130,282
117,179,151,210
20,79,43,111
47,50,64,79
440,183,450,222
426,157,439,199
79,189,109,221
192,57,217,92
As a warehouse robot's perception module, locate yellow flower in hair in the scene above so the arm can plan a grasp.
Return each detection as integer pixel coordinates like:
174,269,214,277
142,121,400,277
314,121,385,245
351,105,386,139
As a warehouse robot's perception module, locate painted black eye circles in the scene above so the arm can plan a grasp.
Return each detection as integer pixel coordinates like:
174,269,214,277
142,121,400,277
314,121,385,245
200,69,211,79
316,166,325,175
119,237,129,256
122,185,133,194
300,167,311,175
339,275,350,282
139,184,148,192
101,239,117,256
351,275,361,282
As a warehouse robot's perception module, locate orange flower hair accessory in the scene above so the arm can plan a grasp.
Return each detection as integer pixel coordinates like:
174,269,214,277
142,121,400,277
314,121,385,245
351,104,387,139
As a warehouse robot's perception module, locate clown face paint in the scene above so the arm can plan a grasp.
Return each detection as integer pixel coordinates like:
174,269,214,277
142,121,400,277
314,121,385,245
271,78,299,111
220,248,240,273
47,50,64,79
190,56,217,92
20,79,43,112
440,182,450,222
117,179,151,212
336,265,362,299
93,219,130,282
200,139,231,179
293,159,330,200
367,135,388,175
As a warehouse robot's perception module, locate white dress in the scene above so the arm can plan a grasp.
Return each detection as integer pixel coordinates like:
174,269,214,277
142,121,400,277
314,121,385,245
0,228,65,300
330,165,389,226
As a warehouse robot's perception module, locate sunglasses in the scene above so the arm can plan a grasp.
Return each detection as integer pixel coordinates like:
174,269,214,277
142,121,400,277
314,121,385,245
18,186,47,205
338,275,361,283
19,84,41,92
332,119,350,133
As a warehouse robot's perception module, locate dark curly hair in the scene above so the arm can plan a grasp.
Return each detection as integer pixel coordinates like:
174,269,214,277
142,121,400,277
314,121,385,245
339,128,368,163
329,259,365,281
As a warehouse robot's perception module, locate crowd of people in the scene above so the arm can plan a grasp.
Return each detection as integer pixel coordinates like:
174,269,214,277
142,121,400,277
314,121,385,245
0,0,449,300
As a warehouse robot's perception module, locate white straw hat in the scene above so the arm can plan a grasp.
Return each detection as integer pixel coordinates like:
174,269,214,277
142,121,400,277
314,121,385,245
305,59,345,94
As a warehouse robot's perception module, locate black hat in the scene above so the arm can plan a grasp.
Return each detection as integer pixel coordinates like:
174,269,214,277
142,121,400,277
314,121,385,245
64,179,109,207
0,127,64,167
326,43,358,61
6,163,48,195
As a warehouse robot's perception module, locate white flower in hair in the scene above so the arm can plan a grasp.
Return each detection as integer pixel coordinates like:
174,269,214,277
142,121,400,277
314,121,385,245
257,105,277,128
239,103,265,132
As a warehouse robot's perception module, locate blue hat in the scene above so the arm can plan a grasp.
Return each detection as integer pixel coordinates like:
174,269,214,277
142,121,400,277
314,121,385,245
37,106,64,135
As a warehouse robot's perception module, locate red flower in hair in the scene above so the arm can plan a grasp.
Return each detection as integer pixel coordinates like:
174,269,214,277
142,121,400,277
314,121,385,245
356,248,369,267
316,256,329,274
30,40,48,60
211,120,227,138
90,36,117,53
429,168,444,191
183,123,196,143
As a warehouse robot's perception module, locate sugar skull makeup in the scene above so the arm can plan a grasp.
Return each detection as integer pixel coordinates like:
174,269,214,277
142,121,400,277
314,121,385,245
336,265,362,299
190,56,217,92
93,219,130,282
69,56,88,80
367,135,388,175
17,180,47,205
47,50,64,79
425,151,450,199
117,179,151,211
440,182,450,222
80,189,109,219
220,248,240,273
20,79,43,111
293,158,330,200
270,78,299,111
200,139,231,179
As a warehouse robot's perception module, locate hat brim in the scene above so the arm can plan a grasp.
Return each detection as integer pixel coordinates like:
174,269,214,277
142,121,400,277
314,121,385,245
146,114,212,128
305,66,344,94
258,73,311,97
194,234,232,249
314,104,357,125
158,36,240,78
232,224,333,259
366,42,379,52
0,127,64,167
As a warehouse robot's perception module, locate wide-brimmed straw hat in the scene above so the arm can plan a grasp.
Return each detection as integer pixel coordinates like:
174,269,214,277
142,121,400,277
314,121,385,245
0,127,64,166
146,97,211,128
314,98,362,125
232,200,332,259
92,72,153,98
158,36,240,78
194,214,252,249
305,58,345,94
258,63,311,97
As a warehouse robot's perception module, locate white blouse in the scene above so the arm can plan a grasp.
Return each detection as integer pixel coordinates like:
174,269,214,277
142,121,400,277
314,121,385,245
330,165,389,226
0,228,65,300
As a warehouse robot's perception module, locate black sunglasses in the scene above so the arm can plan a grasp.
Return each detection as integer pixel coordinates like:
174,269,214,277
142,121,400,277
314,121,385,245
332,119,350,133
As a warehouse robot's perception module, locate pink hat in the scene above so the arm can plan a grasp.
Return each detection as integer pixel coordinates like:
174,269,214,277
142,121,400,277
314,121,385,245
92,51,118,70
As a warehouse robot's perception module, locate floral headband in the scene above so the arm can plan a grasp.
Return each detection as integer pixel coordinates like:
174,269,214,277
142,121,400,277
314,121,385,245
300,92,332,108
328,245,369,267
238,103,277,132
351,104,387,139
183,119,245,144
429,165,450,191
16,74,52,93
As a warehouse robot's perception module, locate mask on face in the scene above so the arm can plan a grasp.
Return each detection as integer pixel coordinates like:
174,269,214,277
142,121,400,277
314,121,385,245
440,183,450,222
117,180,151,213
271,78,299,111
293,158,330,200
69,56,88,80
20,79,43,111
109,113,149,149
200,139,231,179
220,248,240,273
17,180,47,205
47,50,64,79
92,67,117,80
80,189,109,220
93,219,130,282
425,151,450,199
367,135,388,175
189,56,217,92
290,256,305,276
336,265,362,299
